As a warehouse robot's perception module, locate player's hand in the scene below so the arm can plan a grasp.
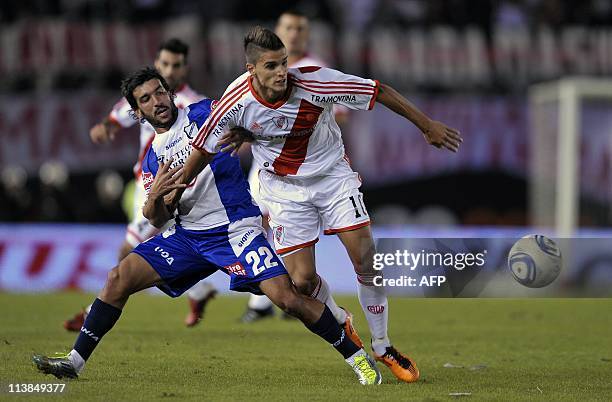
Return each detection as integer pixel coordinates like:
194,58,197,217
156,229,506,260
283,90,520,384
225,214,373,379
163,188,184,213
422,120,462,152
218,127,255,156
149,159,187,201
90,123,115,144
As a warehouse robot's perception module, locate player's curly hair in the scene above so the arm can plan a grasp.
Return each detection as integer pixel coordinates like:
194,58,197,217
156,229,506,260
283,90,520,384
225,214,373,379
244,26,285,64
121,67,172,110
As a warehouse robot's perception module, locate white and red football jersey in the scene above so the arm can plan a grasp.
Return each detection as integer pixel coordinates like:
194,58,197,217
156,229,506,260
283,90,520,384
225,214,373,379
108,84,204,177
193,67,378,178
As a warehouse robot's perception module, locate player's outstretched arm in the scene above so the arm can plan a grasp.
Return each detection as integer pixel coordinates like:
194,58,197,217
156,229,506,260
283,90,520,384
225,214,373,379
376,83,463,152
143,160,187,228
181,147,215,187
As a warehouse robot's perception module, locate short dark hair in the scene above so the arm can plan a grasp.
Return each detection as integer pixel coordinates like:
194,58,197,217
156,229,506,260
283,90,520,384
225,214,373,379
158,38,189,62
121,67,171,110
278,9,307,20
244,26,285,64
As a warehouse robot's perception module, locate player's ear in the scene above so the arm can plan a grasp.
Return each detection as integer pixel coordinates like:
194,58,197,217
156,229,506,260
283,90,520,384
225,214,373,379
246,63,255,76
134,107,144,121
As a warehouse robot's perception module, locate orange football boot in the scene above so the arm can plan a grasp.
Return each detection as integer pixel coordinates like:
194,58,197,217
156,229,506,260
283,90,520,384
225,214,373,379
374,346,420,383
340,308,364,349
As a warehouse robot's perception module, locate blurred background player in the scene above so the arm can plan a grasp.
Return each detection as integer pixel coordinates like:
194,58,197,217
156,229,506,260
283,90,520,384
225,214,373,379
63,39,216,331
241,9,348,323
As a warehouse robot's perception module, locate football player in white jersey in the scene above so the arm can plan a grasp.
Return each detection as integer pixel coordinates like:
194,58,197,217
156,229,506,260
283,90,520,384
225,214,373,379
33,67,382,385
64,39,216,332
242,9,351,323
183,27,462,383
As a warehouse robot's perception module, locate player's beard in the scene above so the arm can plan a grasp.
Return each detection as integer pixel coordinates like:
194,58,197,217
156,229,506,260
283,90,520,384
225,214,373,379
145,103,178,130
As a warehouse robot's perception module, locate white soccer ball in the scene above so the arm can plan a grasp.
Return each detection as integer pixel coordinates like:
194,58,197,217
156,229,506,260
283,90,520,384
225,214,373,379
507,235,562,288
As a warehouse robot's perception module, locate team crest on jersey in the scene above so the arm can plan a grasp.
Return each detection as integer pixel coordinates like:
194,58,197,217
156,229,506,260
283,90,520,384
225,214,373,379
225,261,247,276
211,100,219,109
274,225,285,245
183,121,197,139
272,116,289,130
162,225,176,238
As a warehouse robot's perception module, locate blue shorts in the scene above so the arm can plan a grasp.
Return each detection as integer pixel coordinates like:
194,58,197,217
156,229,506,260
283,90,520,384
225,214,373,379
132,219,287,297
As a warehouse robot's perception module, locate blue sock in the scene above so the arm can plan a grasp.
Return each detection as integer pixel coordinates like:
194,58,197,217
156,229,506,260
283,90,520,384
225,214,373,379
73,298,122,361
306,305,360,359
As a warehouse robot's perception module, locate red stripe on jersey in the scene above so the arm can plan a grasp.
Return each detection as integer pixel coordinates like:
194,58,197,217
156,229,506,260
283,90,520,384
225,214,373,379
107,115,124,129
272,99,323,176
194,80,248,145
298,66,321,73
368,80,380,110
290,76,374,88
135,133,156,179
193,83,249,149
193,87,248,149
291,82,375,96
290,78,376,92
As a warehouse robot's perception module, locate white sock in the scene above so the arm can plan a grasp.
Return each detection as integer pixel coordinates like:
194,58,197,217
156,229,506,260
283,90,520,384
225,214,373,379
358,282,391,355
186,281,216,301
371,337,391,356
312,275,347,324
248,294,273,310
344,348,366,366
68,349,85,374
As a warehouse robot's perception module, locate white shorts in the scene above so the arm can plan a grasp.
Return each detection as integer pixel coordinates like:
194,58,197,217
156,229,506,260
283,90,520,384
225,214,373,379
247,163,269,216
258,158,370,255
125,176,160,247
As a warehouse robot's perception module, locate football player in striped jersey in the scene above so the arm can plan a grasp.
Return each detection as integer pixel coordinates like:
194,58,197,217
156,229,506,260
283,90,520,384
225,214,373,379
183,26,462,383
64,39,216,332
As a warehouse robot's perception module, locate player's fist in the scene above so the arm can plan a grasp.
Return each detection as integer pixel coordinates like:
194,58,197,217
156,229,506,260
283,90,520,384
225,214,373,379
90,122,115,144
422,120,462,152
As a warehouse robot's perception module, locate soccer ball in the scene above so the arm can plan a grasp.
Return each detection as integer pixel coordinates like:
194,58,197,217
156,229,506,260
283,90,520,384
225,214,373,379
507,235,562,288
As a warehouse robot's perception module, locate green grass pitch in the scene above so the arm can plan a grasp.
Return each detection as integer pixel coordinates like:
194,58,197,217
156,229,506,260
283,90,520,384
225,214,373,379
1,293,611,401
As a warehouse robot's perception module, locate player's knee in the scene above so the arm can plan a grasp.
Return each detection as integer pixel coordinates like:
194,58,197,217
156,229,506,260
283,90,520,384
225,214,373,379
117,242,133,262
293,275,318,296
105,267,121,290
351,246,377,277
105,262,132,298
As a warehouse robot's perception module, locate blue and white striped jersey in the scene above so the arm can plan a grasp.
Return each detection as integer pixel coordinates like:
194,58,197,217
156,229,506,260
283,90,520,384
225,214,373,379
141,99,261,230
